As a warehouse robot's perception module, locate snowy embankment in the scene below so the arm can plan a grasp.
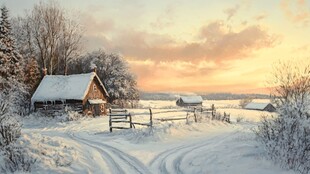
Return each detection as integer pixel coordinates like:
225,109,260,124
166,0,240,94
21,100,296,173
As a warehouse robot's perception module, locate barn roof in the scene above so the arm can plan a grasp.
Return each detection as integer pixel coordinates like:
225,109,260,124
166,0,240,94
244,102,271,110
179,96,203,104
31,72,109,104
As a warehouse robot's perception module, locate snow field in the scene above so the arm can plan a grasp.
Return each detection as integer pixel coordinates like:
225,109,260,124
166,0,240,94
20,100,295,173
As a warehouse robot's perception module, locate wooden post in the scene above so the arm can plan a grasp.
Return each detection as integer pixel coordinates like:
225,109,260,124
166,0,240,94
194,107,197,123
186,111,189,124
211,104,215,120
129,113,132,128
149,108,153,127
109,108,112,132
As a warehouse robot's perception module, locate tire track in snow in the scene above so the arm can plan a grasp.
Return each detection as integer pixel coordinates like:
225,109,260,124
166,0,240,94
75,133,151,174
67,131,125,174
149,130,239,174
67,125,151,174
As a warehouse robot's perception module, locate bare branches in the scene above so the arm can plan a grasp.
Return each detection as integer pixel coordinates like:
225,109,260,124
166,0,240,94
256,59,310,173
13,1,83,75
270,60,310,107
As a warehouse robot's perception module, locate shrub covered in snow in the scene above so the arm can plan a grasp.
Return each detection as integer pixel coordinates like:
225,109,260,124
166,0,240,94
0,92,36,173
0,93,21,148
0,144,36,173
0,116,21,148
256,101,310,173
236,116,245,123
212,112,231,123
22,133,76,170
256,60,310,174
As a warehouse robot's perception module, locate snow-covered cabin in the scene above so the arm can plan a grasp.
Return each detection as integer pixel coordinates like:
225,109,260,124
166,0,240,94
31,72,109,116
244,102,276,112
176,96,203,107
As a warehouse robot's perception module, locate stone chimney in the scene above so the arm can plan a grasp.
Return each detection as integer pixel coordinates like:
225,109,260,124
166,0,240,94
42,68,47,76
93,67,97,74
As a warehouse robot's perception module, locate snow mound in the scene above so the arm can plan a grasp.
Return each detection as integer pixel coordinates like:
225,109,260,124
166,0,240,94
19,133,78,172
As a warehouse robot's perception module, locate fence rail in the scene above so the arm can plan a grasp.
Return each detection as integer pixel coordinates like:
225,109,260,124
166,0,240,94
108,104,226,132
109,108,153,132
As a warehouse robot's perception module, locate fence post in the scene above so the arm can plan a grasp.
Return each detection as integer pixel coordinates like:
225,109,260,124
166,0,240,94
149,108,153,127
211,104,215,120
109,108,112,132
194,107,197,123
129,113,133,128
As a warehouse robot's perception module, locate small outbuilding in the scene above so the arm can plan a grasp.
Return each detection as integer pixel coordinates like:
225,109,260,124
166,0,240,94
244,102,276,112
31,72,109,116
176,96,203,107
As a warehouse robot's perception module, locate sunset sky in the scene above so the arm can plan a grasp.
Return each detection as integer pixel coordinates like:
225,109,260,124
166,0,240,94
5,0,310,94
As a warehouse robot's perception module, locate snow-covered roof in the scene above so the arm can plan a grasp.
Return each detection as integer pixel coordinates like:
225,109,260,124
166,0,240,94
88,99,106,104
244,102,272,110
31,72,109,103
180,96,203,104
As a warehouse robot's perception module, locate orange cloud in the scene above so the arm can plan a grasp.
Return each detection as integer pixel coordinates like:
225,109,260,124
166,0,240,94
78,6,279,93
102,21,276,65
280,0,310,25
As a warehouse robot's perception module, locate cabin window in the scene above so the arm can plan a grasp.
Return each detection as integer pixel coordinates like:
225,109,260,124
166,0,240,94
93,84,97,92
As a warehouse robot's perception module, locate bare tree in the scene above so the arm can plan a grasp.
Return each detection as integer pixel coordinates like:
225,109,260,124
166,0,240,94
12,1,83,75
269,60,310,107
59,18,83,75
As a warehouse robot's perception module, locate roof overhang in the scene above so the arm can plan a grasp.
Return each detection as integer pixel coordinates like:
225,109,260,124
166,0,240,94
88,99,106,104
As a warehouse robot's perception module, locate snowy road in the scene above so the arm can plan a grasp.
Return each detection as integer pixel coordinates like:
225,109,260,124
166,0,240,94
149,131,238,174
66,124,151,174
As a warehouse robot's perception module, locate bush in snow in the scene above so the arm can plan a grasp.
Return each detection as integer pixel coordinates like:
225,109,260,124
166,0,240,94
236,116,245,123
256,102,310,173
0,93,21,148
0,116,21,148
212,112,231,123
256,60,310,174
0,144,36,173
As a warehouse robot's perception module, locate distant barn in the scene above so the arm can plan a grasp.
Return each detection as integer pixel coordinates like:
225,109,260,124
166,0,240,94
244,102,276,112
176,96,203,107
31,72,109,116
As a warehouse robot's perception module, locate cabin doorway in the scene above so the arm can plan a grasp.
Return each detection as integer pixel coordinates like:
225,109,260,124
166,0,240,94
88,99,106,116
94,104,101,116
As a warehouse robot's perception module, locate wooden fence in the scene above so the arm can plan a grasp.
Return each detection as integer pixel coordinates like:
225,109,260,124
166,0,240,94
109,108,153,132
108,104,231,132
109,109,132,132
156,105,216,123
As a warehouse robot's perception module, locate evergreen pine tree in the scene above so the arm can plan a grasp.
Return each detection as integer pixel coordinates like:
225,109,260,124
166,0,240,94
0,6,24,82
